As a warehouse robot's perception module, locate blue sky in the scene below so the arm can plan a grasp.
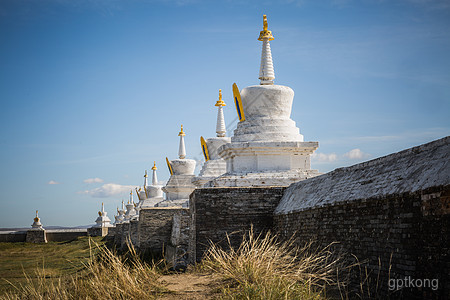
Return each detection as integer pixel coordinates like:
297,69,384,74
0,0,449,227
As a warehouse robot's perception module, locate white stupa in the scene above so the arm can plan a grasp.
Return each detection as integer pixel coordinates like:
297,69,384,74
123,190,137,222
31,210,44,230
94,203,113,228
159,125,197,208
207,15,320,187
136,163,165,209
193,89,231,187
114,200,126,225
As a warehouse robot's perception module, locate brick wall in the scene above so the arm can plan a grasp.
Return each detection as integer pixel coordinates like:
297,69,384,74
0,232,26,242
189,187,286,263
274,186,450,298
138,208,188,253
46,230,87,242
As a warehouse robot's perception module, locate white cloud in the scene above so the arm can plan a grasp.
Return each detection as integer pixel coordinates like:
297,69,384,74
79,183,135,198
343,148,370,160
83,177,104,184
47,180,60,185
311,152,338,162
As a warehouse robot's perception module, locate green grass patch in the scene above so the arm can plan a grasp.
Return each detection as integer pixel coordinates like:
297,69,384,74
0,237,104,295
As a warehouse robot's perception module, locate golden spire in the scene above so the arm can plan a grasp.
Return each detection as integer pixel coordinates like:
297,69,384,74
34,210,39,222
144,170,148,178
215,89,226,107
258,15,274,41
178,124,186,136
152,161,157,170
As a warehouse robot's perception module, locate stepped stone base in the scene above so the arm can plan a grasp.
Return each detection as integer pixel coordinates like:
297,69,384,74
205,169,321,187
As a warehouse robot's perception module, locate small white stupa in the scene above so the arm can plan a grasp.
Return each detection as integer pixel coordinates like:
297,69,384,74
193,89,231,187
207,15,320,187
140,162,164,207
124,190,137,222
114,200,126,225
31,210,44,230
94,203,113,228
159,125,197,208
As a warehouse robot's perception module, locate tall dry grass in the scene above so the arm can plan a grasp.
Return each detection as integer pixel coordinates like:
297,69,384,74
1,239,165,300
202,228,347,299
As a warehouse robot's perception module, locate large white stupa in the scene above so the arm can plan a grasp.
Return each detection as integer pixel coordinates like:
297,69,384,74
207,15,320,187
158,125,197,207
193,89,231,187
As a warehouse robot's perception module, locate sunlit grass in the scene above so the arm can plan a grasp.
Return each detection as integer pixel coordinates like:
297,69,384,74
201,228,347,299
0,238,165,299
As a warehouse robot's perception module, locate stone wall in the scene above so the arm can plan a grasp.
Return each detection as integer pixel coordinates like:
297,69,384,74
138,208,188,254
189,187,286,263
46,229,87,242
113,222,131,249
273,137,450,298
0,232,26,242
274,186,449,298
26,230,47,243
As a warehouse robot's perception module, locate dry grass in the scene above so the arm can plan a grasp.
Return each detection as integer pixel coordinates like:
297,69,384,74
1,239,166,300
1,232,362,299
201,228,347,299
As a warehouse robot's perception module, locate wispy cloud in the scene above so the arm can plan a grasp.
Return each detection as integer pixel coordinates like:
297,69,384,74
312,149,371,164
47,180,60,185
343,148,370,160
311,152,338,162
79,183,134,198
83,177,104,184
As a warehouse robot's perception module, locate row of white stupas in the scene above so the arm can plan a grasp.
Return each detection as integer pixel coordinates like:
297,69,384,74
92,15,320,228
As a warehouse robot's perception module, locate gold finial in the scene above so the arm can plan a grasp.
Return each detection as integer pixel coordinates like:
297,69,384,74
34,210,39,222
178,124,186,136
215,89,226,107
258,14,274,41
144,170,148,178
98,211,102,216
152,161,157,170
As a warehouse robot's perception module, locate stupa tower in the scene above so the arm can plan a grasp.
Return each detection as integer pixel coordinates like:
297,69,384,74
193,90,231,187
94,203,113,228
258,15,275,85
207,15,320,187
152,161,158,185
124,190,137,222
159,125,197,207
135,171,149,212
138,162,164,208
31,210,44,230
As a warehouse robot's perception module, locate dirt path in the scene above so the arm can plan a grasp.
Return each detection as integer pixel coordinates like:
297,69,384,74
157,273,222,299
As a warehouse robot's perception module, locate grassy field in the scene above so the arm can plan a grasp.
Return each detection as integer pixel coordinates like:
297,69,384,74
0,232,349,299
0,237,104,294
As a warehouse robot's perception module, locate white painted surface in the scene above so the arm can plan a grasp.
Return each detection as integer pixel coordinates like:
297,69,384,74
171,159,196,175
259,39,275,85
216,106,226,137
